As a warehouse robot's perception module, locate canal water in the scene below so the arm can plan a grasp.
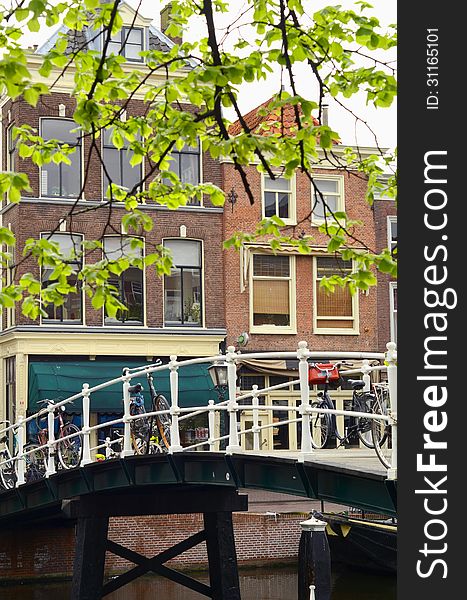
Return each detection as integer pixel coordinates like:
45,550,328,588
0,566,395,599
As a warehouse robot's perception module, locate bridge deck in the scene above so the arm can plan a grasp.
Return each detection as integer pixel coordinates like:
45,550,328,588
0,450,396,525
252,449,388,477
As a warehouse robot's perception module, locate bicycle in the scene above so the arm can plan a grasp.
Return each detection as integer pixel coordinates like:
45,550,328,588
0,421,46,489
370,381,393,468
308,362,379,452
127,371,171,454
35,399,83,469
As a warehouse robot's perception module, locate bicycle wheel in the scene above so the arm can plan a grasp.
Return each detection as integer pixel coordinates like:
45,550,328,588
57,424,83,469
310,402,331,449
24,443,47,482
0,451,16,489
356,393,375,449
130,404,149,455
371,387,392,468
155,395,171,450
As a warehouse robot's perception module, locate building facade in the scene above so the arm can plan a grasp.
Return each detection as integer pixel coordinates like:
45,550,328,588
0,3,226,428
1,6,396,450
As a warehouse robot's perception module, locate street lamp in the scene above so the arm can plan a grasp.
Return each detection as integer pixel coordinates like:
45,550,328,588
208,361,229,389
208,361,229,449
227,188,238,212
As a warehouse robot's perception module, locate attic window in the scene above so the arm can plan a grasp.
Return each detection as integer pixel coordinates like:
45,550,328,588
108,27,144,62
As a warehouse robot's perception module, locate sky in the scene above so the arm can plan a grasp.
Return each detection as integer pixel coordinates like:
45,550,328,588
134,0,397,151
20,0,397,150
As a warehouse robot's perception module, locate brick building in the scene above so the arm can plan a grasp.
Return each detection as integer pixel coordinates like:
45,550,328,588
0,2,226,429
0,4,397,452
221,100,392,451
373,189,397,352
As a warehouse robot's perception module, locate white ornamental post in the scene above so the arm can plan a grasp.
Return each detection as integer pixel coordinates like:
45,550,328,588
80,383,92,466
386,342,397,480
16,416,26,486
169,355,182,452
121,371,133,457
105,437,112,459
298,341,313,460
226,346,241,453
361,359,371,392
208,400,216,451
252,385,260,452
46,402,56,477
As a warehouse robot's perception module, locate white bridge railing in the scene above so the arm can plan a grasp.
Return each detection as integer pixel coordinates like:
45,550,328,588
0,341,397,489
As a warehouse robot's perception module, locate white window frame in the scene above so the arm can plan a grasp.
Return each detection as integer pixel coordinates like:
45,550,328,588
39,117,84,200
313,256,359,335
166,141,204,207
162,238,205,329
261,174,296,225
387,215,397,252
108,26,145,62
249,253,297,334
101,128,144,198
389,281,397,343
6,124,16,172
102,235,146,327
311,175,345,226
39,232,85,326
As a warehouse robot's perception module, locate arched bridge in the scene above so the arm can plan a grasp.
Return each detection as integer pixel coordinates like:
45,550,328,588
0,342,397,599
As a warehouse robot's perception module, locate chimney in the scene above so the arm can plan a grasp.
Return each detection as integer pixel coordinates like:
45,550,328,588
160,3,182,45
322,104,329,127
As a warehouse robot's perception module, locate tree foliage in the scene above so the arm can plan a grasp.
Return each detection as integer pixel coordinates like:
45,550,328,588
0,0,397,319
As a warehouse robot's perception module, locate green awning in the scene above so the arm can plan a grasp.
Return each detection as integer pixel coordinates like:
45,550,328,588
28,360,217,413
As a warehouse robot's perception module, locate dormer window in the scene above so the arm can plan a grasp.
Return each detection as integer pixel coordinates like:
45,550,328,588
108,27,144,62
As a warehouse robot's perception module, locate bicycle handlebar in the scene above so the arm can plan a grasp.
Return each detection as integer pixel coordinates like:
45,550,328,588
129,383,143,394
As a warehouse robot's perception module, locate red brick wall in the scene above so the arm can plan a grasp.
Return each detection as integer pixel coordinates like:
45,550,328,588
0,512,305,581
4,202,225,329
2,94,225,330
222,162,379,352
0,522,76,580
2,97,222,207
373,199,397,352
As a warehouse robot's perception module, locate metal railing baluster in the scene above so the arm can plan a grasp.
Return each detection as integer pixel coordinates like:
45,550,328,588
46,403,56,477
298,341,313,459
169,355,183,452
386,342,397,480
121,373,133,457
16,417,25,486
226,346,241,453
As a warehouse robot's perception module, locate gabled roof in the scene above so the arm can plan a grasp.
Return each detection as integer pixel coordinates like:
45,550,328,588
229,96,320,137
35,1,175,57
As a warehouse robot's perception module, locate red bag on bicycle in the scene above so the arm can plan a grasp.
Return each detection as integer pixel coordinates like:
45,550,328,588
308,363,340,384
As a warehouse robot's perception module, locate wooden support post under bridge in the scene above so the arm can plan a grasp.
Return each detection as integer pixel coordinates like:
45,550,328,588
67,486,247,600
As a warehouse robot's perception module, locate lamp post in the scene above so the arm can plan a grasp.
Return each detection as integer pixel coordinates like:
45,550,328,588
208,362,229,449
227,188,238,212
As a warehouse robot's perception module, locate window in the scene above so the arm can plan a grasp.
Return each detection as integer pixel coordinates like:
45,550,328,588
41,119,82,198
7,125,16,172
390,282,397,342
104,237,144,325
164,239,203,326
4,245,15,328
167,142,201,205
108,27,144,62
263,175,295,223
388,216,397,254
5,357,16,446
312,177,344,223
102,129,142,195
41,233,83,323
251,254,295,332
314,256,358,333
